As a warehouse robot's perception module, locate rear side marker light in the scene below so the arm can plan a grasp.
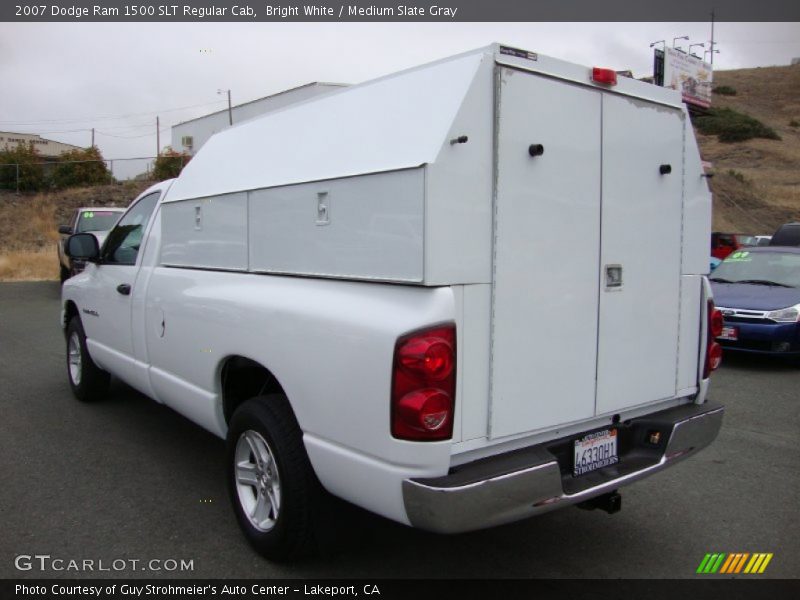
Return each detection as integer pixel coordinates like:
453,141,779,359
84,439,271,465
592,67,618,86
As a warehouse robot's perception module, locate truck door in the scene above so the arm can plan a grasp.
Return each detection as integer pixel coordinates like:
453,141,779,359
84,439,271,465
81,192,159,386
595,95,684,414
490,67,602,438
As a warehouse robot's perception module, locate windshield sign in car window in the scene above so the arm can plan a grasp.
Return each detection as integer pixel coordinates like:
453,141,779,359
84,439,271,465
77,211,120,233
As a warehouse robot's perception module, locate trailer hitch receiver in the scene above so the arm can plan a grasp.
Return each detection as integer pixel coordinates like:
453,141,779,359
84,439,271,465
577,491,622,514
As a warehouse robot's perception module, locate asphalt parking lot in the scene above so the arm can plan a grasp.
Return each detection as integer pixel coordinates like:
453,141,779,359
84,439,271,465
1,280,798,579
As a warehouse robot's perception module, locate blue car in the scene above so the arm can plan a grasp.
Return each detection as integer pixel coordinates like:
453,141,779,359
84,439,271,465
709,247,800,356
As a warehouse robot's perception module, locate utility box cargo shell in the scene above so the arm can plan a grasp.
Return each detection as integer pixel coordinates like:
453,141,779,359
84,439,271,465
161,44,709,288
162,49,496,284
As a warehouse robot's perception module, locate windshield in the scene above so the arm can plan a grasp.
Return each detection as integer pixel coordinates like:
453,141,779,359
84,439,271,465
710,250,800,288
76,210,121,233
736,235,757,246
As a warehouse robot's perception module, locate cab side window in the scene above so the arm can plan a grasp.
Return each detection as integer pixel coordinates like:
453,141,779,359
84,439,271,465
101,192,160,265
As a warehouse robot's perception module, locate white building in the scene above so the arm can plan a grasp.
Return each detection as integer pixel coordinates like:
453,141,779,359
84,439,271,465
0,132,83,158
170,82,347,156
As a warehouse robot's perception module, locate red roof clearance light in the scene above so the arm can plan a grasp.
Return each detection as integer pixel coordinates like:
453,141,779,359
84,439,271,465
592,67,618,86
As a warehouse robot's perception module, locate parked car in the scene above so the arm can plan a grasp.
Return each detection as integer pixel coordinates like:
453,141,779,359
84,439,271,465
754,235,772,247
58,207,124,282
709,247,800,356
711,232,734,260
769,223,800,247
711,232,756,259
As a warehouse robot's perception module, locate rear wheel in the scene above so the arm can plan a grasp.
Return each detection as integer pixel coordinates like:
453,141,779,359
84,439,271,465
226,395,319,561
66,317,110,402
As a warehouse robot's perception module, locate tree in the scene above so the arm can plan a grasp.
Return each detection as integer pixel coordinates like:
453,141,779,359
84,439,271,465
0,142,46,191
153,147,191,181
52,146,111,189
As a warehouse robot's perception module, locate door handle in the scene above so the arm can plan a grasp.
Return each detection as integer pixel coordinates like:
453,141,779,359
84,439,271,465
116,283,131,296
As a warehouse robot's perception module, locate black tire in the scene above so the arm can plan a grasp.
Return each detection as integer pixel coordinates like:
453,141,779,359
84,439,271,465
66,317,110,402
60,265,70,284
226,395,319,561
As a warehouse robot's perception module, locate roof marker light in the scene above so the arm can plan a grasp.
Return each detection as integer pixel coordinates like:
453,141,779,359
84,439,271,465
592,67,618,86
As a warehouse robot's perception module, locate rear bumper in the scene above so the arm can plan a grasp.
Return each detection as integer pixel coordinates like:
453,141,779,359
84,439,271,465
719,320,800,355
402,402,724,533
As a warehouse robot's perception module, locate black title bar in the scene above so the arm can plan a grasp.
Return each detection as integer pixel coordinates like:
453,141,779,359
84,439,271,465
3,0,800,22
3,579,800,600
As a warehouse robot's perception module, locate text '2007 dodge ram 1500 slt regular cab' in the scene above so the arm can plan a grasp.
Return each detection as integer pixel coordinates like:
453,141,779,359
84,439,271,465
62,44,724,560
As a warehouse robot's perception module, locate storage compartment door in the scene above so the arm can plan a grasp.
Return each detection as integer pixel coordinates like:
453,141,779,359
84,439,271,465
595,95,684,415
490,68,601,439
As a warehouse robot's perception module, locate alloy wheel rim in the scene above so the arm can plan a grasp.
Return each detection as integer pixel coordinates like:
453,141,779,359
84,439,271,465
234,430,281,532
68,332,82,386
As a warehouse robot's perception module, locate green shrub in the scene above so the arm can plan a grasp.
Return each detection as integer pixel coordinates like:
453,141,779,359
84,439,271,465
153,147,191,181
790,119,799,128
51,146,111,189
713,85,737,96
727,169,748,184
694,107,781,142
0,143,46,191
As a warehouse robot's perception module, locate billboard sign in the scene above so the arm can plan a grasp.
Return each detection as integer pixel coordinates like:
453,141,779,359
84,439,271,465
663,47,713,108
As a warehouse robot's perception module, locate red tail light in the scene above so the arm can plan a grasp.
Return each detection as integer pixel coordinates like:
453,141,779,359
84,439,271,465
704,299,723,378
392,324,456,441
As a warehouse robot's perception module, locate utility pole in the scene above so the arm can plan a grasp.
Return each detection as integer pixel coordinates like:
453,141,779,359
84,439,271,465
156,116,160,156
710,8,716,66
91,128,95,147
218,89,233,126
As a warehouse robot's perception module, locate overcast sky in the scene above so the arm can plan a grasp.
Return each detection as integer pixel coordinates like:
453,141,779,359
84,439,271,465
1,21,798,178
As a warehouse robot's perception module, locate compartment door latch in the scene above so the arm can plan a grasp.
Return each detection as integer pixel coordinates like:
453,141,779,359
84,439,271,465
605,264,623,291
316,191,330,226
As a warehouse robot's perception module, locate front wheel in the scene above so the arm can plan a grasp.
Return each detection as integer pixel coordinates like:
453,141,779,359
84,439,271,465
66,317,110,402
226,395,319,561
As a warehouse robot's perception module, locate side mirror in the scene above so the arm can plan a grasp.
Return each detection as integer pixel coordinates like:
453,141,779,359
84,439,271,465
66,233,100,261
58,225,73,235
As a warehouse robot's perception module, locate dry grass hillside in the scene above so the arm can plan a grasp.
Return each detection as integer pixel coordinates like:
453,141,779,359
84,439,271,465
698,63,800,233
0,182,151,281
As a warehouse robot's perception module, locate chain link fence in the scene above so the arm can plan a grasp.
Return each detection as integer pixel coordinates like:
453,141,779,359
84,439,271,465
0,155,187,193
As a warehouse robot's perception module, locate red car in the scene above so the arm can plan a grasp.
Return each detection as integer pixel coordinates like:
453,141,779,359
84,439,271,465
711,232,757,260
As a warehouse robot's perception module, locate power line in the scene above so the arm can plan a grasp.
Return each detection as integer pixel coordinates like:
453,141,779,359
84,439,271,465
17,122,157,135
95,128,170,139
716,39,800,45
0,99,225,126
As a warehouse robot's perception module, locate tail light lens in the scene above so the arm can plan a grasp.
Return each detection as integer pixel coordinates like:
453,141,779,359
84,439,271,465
704,299,723,378
392,324,456,441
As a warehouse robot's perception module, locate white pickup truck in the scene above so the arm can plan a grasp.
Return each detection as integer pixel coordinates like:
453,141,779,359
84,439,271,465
62,44,725,560
57,207,124,282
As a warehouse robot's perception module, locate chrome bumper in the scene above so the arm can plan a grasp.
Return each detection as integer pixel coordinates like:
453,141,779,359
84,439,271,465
403,402,724,533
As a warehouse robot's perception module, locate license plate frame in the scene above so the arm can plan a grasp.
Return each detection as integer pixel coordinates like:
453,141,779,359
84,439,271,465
718,326,738,341
573,429,618,477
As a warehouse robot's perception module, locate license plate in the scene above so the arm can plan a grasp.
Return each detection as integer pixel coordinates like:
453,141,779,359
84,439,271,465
718,326,738,341
574,429,618,477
